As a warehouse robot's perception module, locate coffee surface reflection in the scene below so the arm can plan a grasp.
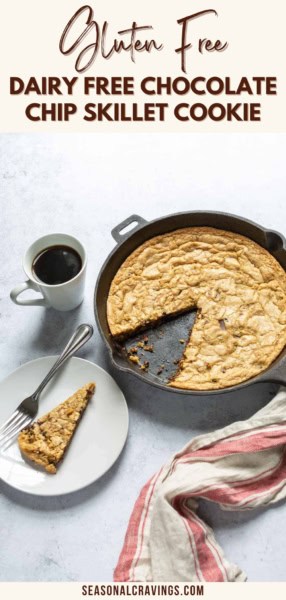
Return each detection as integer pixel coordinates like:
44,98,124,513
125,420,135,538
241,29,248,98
32,245,82,285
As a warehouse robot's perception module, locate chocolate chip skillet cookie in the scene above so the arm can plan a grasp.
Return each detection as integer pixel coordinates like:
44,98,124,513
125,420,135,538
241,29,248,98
107,227,286,390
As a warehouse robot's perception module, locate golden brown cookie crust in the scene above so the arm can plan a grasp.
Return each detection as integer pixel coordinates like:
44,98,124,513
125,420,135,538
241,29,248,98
18,382,95,473
107,227,286,390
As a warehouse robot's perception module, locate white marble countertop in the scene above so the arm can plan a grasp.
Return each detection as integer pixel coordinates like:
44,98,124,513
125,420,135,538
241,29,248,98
1,133,286,582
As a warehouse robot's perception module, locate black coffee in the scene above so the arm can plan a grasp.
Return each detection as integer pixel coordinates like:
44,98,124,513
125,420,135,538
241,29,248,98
32,245,82,285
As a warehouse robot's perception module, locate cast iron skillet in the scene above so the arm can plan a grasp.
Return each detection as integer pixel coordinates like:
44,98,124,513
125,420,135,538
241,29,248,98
94,211,286,395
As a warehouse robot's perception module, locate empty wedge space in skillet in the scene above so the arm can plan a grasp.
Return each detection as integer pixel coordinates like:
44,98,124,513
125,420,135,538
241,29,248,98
122,308,198,383
107,226,286,390
18,382,95,474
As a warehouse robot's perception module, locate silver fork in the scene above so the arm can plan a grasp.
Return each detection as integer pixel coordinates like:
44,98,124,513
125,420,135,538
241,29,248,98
0,323,93,453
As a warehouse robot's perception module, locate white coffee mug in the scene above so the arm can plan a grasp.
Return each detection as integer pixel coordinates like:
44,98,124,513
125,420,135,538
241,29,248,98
10,233,87,311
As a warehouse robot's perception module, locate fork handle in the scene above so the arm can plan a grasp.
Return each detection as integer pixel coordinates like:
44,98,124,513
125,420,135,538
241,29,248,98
32,324,94,400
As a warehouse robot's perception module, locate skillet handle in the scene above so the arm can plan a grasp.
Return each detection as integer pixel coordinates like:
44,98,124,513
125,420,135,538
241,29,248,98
111,215,147,244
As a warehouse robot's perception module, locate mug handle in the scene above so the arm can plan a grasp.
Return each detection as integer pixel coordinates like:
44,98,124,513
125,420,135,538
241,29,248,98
10,280,49,307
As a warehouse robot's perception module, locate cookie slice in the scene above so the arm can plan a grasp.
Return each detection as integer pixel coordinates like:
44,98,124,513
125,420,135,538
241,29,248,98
18,382,95,474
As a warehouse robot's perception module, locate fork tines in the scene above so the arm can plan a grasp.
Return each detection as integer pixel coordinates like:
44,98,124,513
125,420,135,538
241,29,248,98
0,411,32,453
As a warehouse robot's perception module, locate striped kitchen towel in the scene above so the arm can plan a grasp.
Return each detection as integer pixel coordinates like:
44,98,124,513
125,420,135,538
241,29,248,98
114,389,286,582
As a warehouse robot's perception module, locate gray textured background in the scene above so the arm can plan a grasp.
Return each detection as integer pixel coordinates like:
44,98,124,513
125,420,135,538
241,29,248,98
0,133,286,581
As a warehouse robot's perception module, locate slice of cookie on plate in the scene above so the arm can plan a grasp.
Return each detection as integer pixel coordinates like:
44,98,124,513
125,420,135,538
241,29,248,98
18,382,95,474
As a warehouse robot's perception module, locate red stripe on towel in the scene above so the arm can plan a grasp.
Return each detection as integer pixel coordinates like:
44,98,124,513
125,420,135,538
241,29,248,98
178,499,226,582
114,477,153,581
114,470,162,581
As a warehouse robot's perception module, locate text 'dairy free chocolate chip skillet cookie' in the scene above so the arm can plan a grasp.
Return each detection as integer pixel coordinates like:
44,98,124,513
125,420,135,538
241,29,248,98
107,227,286,390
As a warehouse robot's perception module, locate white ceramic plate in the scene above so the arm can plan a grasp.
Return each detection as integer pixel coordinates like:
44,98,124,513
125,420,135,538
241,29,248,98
0,357,128,496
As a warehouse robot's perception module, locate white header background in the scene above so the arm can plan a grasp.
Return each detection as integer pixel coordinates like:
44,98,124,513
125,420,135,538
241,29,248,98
0,0,285,131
